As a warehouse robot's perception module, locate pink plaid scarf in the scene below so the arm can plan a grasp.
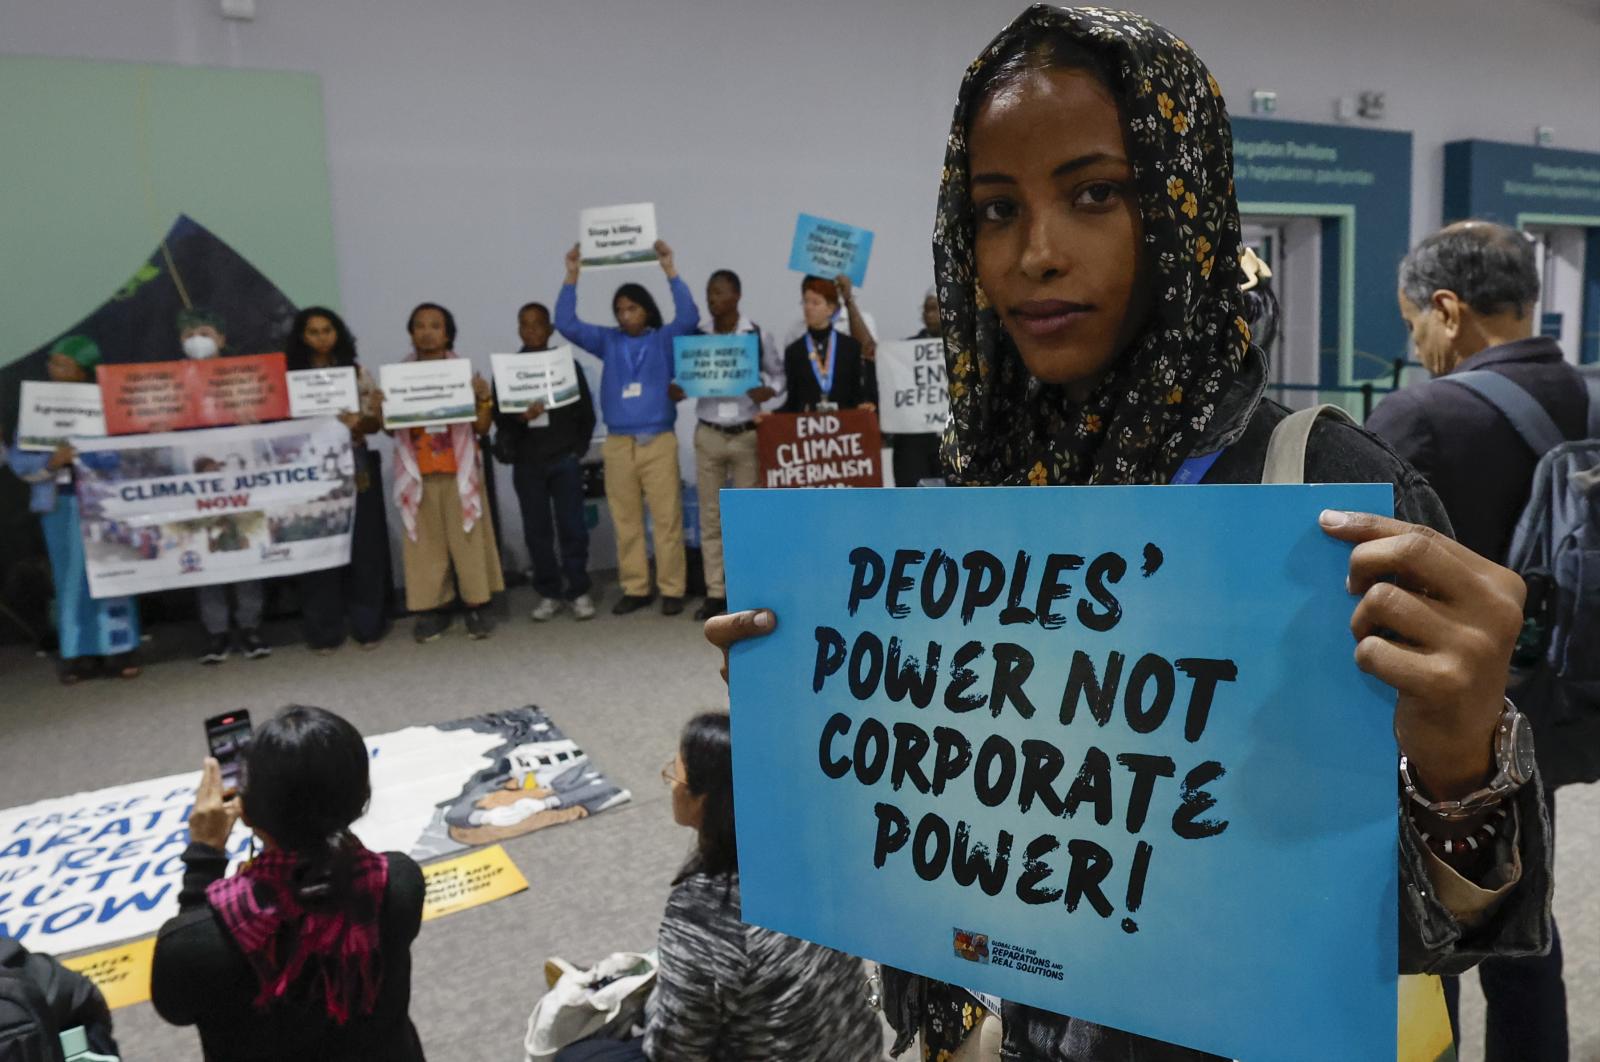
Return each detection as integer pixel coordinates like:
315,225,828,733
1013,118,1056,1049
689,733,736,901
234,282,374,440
206,845,389,1024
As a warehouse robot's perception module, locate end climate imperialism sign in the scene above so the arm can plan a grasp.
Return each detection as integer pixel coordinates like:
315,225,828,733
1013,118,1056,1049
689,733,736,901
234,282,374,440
757,410,882,488
97,354,289,435
788,213,874,287
722,484,1400,1061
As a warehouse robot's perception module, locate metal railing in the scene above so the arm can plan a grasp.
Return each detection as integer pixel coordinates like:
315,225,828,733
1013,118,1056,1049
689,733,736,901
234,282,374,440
1265,358,1423,420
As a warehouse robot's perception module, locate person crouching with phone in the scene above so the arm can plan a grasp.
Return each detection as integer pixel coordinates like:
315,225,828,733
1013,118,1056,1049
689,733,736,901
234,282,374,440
151,706,427,1061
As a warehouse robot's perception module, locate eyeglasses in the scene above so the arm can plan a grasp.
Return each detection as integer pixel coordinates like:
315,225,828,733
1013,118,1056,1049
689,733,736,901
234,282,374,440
661,760,688,789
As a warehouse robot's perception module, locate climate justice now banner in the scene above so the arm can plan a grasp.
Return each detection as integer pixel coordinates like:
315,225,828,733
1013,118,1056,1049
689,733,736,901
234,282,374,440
722,483,1400,1061
72,417,356,597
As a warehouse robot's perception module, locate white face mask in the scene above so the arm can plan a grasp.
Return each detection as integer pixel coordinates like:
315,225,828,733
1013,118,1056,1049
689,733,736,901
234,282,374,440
183,334,219,360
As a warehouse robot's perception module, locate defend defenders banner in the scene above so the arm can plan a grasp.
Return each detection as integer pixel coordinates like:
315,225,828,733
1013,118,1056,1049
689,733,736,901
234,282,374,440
721,484,1400,1061
756,409,883,488
97,353,289,435
72,418,355,598
874,338,950,435
0,706,630,957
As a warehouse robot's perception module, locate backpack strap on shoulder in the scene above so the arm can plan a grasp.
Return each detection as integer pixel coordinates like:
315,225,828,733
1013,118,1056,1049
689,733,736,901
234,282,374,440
1582,370,1600,438
1443,370,1565,455
1261,404,1355,485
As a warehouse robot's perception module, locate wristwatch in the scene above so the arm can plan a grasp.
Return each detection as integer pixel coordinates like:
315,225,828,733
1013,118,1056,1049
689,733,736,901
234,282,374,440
1400,698,1535,821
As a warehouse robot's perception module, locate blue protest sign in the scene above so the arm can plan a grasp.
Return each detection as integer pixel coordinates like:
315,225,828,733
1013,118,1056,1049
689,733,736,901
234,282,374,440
788,213,874,287
673,334,761,398
722,484,1398,1061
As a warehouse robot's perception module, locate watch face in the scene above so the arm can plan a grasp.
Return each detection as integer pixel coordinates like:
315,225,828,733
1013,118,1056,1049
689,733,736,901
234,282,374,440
1509,714,1537,785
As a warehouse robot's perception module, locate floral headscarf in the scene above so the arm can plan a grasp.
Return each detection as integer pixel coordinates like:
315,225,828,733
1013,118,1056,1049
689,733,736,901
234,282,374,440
935,5,1252,486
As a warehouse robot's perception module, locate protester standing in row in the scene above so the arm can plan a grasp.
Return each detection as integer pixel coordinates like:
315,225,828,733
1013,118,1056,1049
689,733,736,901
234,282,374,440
495,301,599,622
6,335,142,684
886,288,947,486
779,275,876,413
557,240,700,616
689,269,783,621
180,308,272,664
284,307,393,652
382,302,504,642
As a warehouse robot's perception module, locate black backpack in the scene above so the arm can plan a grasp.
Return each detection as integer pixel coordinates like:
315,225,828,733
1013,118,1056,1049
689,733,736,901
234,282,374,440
0,966,63,1062
1445,368,1600,786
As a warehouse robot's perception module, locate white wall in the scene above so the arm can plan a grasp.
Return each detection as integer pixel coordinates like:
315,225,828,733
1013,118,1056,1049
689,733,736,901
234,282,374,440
5,0,1600,567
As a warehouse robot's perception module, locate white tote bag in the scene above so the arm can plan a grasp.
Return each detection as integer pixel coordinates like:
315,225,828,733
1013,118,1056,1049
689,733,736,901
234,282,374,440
524,951,658,1062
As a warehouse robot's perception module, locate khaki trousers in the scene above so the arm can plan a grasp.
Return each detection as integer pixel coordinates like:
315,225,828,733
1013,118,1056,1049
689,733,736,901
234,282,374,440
693,423,759,598
603,432,685,597
402,474,505,611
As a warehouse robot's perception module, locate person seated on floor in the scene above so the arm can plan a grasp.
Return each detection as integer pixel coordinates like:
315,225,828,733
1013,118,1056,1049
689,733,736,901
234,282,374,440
552,712,883,1062
1,933,120,1059
151,705,426,1062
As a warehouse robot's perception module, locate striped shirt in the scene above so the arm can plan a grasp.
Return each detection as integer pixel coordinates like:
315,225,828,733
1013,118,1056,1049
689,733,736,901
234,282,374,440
643,873,882,1062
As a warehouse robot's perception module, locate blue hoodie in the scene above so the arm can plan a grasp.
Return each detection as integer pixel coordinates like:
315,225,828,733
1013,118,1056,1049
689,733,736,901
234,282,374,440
555,276,700,437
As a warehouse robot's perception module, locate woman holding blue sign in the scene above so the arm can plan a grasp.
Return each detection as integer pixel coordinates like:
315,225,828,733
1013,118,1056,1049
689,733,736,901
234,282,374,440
557,239,700,616
708,7,1550,1060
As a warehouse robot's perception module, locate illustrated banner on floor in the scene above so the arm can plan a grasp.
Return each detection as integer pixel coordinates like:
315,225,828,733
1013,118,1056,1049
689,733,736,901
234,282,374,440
0,707,629,956
71,417,356,597
722,484,1399,1062
756,409,882,488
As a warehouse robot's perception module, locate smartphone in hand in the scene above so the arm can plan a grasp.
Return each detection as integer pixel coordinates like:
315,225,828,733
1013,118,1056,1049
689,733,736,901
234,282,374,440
204,710,253,797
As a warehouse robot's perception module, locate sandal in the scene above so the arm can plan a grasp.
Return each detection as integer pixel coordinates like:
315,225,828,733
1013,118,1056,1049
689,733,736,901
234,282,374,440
116,652,143,679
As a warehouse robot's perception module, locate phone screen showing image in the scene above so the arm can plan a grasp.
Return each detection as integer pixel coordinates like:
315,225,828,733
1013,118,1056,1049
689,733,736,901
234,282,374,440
204,711,253,795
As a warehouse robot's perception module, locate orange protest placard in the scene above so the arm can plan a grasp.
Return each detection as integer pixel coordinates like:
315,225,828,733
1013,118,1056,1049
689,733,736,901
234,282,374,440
98,354,289,434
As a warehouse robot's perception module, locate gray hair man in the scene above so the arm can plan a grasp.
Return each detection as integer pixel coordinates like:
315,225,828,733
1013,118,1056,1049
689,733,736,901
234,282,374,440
1367,219,1582,1062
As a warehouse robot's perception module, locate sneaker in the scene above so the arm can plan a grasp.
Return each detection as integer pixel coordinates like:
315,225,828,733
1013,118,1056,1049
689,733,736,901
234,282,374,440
239,630,272,660
529,596,562,622
413,611,451,643
611,594,655,615
661,596,685,617
200,634,231,665
571,594,597,621
695,597,728,621
465,609,494,640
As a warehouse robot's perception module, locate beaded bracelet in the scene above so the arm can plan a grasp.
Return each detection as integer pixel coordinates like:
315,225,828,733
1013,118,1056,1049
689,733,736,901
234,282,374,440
1412,804,1510,859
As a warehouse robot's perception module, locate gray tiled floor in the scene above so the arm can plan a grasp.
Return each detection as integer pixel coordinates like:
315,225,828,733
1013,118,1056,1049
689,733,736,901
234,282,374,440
0,587,1593,1061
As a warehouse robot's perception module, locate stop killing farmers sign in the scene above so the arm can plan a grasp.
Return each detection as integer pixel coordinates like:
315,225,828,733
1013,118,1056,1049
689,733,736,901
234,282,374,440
721,483,1400,1060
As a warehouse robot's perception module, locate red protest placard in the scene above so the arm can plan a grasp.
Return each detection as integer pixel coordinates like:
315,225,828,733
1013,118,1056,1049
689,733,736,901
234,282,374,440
99,354,288,434
193,354,289,427
97,362,194,435
757,409,883,488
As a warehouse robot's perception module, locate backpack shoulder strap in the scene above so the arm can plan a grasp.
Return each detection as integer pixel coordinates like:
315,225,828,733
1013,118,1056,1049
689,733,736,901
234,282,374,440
1443,370,1565,455
1583,371,1600,438
1261,404,1355,484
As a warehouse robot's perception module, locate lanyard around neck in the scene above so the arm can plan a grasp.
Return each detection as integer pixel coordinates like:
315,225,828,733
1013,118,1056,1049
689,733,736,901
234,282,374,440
805,330,837,395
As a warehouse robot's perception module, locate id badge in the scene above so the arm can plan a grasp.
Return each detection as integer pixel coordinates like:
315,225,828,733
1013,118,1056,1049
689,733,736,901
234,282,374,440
716,401,740,420
622,382,643,399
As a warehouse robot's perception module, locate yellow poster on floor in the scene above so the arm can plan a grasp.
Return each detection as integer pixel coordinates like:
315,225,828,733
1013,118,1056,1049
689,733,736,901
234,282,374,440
62,936,155,1011
421,843,529,921
1398,973,1457,1062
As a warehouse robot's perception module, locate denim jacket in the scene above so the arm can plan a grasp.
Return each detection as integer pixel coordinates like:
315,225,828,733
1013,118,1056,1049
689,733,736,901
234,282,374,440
5,446,62,514
889,351,1556,1062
